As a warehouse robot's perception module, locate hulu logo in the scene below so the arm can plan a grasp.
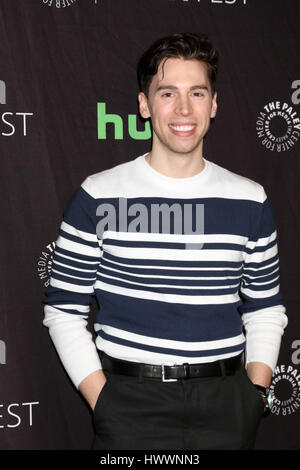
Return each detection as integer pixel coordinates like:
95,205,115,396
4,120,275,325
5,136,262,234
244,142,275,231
97,102,152,140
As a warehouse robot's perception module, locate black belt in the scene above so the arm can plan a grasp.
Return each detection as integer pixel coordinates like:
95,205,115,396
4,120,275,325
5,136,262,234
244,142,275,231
100,351,244,382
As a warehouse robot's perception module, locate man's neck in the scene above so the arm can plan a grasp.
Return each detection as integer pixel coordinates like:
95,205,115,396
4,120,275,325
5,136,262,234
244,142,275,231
145,148,205,179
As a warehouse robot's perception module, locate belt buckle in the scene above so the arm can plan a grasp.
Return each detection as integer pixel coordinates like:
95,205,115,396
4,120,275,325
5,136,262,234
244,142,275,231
161,364,178,382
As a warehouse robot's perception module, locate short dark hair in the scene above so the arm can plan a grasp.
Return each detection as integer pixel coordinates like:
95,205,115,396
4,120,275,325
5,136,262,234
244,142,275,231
137,32,219,97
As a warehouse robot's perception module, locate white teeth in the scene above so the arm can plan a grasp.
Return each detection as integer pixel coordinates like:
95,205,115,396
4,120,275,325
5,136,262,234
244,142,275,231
169,125,195,131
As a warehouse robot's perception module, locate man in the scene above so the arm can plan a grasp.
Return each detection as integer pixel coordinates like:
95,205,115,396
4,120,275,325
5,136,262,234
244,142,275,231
43,32,288,450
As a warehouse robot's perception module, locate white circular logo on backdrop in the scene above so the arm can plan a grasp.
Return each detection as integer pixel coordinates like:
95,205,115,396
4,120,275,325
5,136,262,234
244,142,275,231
37,242,56,287
42,0,77,8
256,101,300,152
270,364,300,416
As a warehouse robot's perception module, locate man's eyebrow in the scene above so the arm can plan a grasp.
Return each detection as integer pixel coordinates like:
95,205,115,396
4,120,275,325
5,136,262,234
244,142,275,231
155,85,209,93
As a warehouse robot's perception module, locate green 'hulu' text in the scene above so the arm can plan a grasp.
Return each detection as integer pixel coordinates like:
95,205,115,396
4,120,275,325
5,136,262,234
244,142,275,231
97,102,152,140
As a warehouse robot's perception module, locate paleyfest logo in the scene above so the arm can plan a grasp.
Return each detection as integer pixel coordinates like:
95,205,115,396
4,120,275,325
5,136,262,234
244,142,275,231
270,365,300,416
256,102,300,152
0,80,33,137
37,242,56,287
41,0,98,7
256,81,300,152
269,341,300,416
42,0,77,7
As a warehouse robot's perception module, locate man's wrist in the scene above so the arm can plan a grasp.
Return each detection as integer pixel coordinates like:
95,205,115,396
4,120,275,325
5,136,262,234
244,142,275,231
78,369,107,410
253,383,273,416
246,361,273,388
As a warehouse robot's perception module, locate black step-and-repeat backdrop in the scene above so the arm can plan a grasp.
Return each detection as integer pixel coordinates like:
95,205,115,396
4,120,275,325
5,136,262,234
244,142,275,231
0,0,299,450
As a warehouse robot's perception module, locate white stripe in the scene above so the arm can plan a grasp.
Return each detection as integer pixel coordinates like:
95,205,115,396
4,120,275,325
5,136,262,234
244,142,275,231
61,221,98,242
243,245,278,264
54,250,100,265
53,259,97,273
104,230,248,245
94,280,240,304
44,304,89,317
56,236,101,258
50,277,95,294
243,275,279,287
98,272,240,290
51,267,96,281
95,337,245,366
243,259,278,271
53,304,90,313
242,266,279,279
246,230,277,249
94,323,245,351
104,246,244,262
85,153,264,202
103,256,243,271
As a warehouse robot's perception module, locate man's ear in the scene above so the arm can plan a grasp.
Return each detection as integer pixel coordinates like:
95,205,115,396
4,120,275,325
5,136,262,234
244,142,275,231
138,92,151,119
210,91,217,119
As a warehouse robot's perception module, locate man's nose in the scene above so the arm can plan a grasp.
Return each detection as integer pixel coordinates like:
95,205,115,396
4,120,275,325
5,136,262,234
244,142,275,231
175,95,193,115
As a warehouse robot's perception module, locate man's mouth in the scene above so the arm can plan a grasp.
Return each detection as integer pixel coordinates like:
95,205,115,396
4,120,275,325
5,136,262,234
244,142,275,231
168,124,197,136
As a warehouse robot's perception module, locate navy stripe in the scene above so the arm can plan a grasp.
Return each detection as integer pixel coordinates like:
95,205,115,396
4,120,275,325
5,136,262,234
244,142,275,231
55,245,100,262
103,238,245,251
51,271,96,286
242,272,279,285
244,237,277,254
100,258,243,277
243,254,279,268
94,290,242,341
102,251,243,268
98,266,239,287
59,228,99,248
52,260,97,280
241,278,279,292
238,295,284,313
63,186,98,232
53,251,99,270
43,286,93,306
242,260,279,276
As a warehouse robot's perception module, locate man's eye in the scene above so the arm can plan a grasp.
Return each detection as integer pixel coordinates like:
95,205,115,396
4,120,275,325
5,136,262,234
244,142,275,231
162,92,173,98
193,92,205,97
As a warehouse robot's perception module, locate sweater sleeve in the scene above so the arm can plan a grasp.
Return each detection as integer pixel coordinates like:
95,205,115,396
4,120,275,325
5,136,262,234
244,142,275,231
42,180,103,389
239,187,288,371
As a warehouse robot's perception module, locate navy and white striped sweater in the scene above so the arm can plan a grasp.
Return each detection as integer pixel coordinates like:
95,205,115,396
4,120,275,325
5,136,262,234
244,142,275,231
43,153,287,388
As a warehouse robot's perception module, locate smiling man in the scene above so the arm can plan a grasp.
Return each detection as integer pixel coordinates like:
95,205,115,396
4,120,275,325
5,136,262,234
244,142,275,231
43,33,287,450
138,57,217,175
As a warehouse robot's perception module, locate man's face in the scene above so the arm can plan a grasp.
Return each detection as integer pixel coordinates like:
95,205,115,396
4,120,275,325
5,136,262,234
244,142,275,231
138,57,217,157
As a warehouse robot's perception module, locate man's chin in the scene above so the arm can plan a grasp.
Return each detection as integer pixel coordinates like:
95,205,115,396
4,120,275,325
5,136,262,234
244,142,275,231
153,134,203,156
165,145,202,156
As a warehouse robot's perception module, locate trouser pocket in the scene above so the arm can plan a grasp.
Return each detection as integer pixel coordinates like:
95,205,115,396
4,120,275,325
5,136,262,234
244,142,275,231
93,373,112,423
240,368,265,417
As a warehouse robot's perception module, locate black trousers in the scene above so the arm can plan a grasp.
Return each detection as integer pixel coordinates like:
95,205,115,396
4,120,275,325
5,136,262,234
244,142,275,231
91,357,264,450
